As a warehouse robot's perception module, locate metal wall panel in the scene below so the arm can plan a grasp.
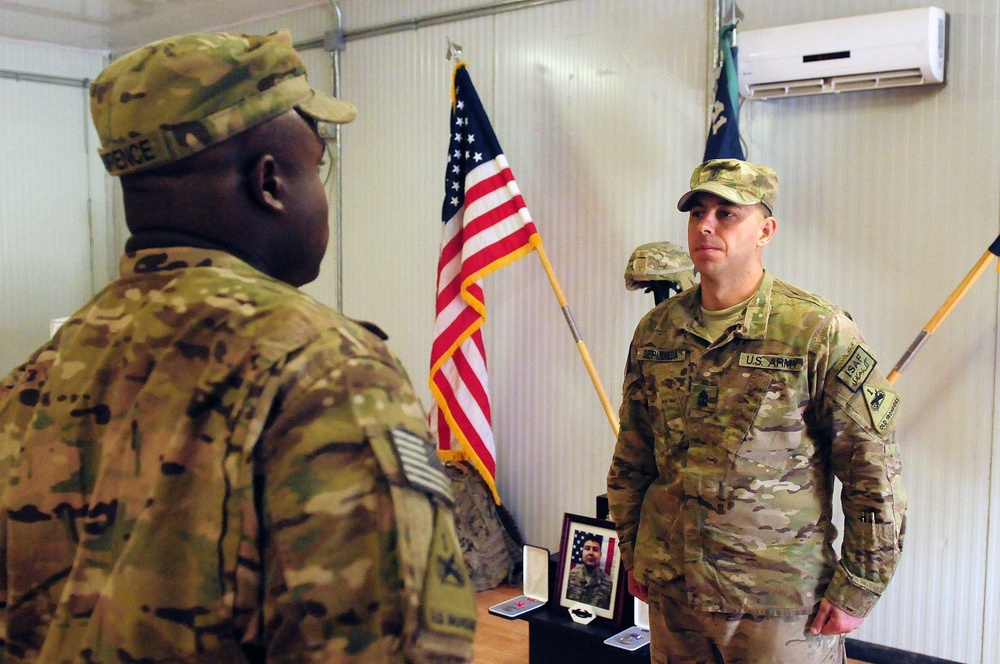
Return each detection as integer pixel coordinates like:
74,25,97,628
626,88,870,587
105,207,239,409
0,39,107,375
737,1,998,661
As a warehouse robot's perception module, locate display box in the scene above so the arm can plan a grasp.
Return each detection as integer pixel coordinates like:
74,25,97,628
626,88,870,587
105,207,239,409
603,598,651,651
488,545,550,619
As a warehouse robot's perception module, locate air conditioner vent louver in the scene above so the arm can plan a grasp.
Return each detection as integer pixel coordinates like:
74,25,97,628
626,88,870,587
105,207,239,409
746,68,927,99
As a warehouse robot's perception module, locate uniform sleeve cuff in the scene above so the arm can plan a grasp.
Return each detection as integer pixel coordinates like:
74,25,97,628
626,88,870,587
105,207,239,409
824,563,881,617
619,540,635,569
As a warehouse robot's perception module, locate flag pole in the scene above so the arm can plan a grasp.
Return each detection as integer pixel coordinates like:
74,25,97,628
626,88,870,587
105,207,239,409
887,233,1000,384
533,244,621,438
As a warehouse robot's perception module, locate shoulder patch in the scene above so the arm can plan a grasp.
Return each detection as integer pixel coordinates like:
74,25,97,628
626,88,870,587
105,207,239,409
390,428,453,503
837,344,876,392
739,353,805,371
423,512,477,641
863,385,900,435
638,348,687,362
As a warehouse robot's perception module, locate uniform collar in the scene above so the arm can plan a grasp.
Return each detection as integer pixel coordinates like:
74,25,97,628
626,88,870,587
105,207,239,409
668,271,774,342
738,271,773,339
119,247,262,279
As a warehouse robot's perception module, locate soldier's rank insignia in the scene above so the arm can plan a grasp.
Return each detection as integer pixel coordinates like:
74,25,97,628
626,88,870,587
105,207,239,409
863,384,900,434
837,344,876,392
689,384,718,412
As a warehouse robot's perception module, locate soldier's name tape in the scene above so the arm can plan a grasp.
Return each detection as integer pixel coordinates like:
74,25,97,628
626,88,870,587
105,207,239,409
639,348,687,362
639,347,805,373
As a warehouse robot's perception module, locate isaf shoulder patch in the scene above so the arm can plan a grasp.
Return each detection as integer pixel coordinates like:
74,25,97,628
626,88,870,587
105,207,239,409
837,344,876,392
863,385,900,435
390,428,453,504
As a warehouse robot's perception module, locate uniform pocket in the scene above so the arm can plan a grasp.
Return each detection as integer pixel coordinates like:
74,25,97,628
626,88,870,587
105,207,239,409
722,370,806,471
646,360,690,454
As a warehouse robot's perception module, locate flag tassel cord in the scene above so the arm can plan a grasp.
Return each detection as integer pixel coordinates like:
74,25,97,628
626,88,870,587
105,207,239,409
534,244,621,438
887,233,1000,384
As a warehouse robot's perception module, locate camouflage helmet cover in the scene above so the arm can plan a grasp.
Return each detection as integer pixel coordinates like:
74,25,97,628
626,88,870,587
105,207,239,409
624,241,698,292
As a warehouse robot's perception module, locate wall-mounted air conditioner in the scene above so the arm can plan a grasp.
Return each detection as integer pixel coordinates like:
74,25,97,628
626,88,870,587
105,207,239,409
738,7,947,100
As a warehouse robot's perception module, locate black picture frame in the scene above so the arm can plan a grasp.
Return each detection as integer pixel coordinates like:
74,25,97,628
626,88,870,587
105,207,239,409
553,512,627,628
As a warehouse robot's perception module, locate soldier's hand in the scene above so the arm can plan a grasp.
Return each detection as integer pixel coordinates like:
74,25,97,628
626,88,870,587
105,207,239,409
809,599,864,635
626,568,648,602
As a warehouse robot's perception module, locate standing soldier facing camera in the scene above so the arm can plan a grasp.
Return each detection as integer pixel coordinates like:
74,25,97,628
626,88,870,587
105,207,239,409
608,159,906,664
0,31,476,663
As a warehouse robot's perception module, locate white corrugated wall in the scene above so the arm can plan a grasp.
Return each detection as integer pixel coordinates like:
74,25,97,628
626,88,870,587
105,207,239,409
2,0,999,660
0,39,108,374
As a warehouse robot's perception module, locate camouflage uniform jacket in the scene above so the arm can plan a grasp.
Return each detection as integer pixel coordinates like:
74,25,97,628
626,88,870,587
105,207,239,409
566,565,612,609
607,272,906,618
0,247,477,663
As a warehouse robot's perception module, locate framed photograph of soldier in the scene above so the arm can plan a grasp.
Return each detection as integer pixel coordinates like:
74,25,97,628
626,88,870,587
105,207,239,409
553,513,627,627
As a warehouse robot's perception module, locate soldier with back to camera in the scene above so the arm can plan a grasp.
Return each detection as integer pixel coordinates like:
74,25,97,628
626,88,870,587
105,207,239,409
0,30,476,663
608,159,906,663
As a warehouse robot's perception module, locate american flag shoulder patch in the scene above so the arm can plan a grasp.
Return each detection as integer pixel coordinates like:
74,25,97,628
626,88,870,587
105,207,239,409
390,428,454,503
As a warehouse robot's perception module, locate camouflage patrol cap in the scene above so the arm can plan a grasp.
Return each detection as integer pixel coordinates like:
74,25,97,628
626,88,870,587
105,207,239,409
90,30,357,176
676,158,778,214
624,241,698,291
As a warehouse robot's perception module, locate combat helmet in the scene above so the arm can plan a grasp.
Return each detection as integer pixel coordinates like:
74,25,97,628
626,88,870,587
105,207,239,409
624,241,698,303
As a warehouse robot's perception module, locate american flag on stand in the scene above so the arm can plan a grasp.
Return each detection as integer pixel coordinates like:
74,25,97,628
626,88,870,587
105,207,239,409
429,62,541,504
570,530,617,575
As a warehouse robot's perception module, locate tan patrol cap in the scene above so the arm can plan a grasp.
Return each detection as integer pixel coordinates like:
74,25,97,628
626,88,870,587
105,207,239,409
90,30,357,176
676,158,778,214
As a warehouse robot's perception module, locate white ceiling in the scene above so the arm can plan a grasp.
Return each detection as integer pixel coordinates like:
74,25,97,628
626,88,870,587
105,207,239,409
0,0,330,52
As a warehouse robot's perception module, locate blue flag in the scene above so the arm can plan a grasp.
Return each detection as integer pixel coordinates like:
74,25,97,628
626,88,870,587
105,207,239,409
703,23,744,161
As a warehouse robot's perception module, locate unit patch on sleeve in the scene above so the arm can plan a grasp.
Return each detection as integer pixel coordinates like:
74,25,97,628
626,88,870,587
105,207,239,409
836,344,876,392
863,385,900,434
390,428,453,503
639,348,687,362
739,353,805,371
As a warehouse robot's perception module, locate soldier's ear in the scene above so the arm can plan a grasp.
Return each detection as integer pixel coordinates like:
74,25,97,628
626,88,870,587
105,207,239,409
248,154,286,213
758,216,776,247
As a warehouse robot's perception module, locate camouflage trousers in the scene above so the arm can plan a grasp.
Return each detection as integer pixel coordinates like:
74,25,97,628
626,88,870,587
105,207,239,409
646,592,845,664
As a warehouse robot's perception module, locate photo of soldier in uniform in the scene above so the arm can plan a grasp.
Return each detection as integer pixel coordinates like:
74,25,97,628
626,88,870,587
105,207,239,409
566,532,613,609
557,514,623,622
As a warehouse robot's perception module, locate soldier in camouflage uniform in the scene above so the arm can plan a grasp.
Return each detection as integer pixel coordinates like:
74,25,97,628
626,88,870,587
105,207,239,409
565,534,612,609
607,159,906,663
0,31,476,663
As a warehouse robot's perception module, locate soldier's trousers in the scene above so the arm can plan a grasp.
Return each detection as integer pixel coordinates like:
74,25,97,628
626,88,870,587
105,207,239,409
646,592,845,664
